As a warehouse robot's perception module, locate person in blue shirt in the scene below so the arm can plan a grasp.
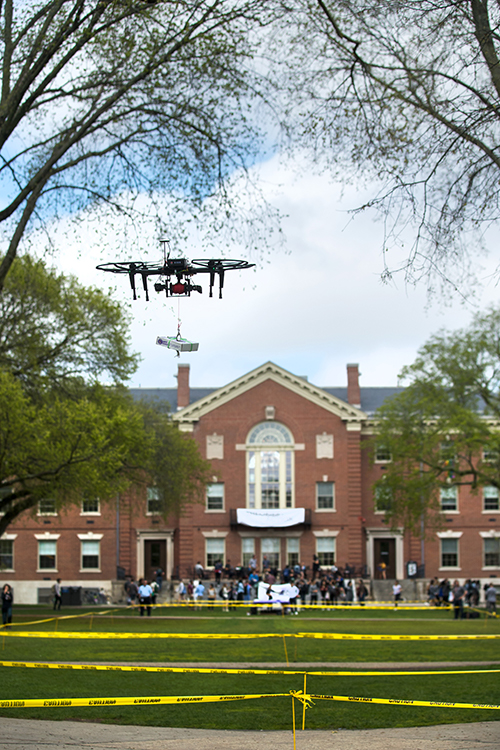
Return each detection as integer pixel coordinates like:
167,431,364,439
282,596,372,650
194,581,205,610
138,579,153,617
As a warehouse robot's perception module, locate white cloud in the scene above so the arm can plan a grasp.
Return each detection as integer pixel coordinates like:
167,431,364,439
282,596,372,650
47,152,500,391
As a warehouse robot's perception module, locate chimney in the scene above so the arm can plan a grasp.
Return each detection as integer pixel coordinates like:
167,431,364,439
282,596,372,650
347,363,361,408
177,363,190,409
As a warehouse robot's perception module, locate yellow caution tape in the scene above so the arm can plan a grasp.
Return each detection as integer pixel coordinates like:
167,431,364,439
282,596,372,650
0,631,284,640
2,630,498,641
0,691,498,711
297,632,500,641
308,693,500,710
1,660,499,678
134,601,442,609
0,692,288,709
0,609,118,629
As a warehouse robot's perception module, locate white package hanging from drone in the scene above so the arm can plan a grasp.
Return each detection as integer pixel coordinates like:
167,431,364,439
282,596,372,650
156,336,199,352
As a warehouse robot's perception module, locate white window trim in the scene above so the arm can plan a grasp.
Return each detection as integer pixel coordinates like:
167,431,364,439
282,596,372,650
80,499,101,516
480,530,500,570
0,533,16,572
482,487,500,513
36,533,60,572
146,487,161,516
315,481,336,512
37,505,57,517
313,529,340,538
205,483,225,513
440,486,459,514
437,530,462,571
205,536,226,569
78,533,103,573
374,452,392,464
246,449,295,510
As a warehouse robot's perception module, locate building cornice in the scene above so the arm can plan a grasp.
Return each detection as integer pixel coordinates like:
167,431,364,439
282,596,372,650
173,361,367,427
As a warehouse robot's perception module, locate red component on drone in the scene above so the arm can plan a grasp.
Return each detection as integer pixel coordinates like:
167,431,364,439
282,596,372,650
171,282,185,294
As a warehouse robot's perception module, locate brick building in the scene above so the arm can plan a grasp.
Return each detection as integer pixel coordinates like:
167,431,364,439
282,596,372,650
1,361,499,602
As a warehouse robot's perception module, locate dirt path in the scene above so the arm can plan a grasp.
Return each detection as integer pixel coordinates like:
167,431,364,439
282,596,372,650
2,718,499,750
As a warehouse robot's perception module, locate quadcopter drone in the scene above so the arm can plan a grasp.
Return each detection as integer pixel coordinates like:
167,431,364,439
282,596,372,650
96,240,255,301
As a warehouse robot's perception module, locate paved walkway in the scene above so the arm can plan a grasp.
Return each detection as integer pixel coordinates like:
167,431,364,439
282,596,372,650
2,718,500,750
49,660,500,669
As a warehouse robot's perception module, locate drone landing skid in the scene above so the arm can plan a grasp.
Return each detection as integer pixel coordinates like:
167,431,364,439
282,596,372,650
156,336,199,353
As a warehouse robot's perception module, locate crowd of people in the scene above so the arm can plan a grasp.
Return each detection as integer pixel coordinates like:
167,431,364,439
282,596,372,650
173,556,369,611
427,577,497,617
123,568,163,616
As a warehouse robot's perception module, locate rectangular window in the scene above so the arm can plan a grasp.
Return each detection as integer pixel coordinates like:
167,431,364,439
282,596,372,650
374,484,392,512
316,481,334,510
317,537,335,567
242,538,255,567
38,540,57,570
248,451,256,509
261,537,280,569
440,538,458,567
81,540,100,570
0,540,13,570
285,451,292,508
484,538,500,567
81,498,100,515
261,451,280,508
287,537,299,567
206,538,224,568
483,486,499,512
38,499,56,515
440,486,458,512
483,448,499,463
147,487,161,515
375,445,391,462
206,483,224,511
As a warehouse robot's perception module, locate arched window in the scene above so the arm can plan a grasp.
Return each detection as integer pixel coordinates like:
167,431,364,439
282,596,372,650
246,422,294,509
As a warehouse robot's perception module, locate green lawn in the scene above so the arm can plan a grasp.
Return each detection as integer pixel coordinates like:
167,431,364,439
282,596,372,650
0,605,498,730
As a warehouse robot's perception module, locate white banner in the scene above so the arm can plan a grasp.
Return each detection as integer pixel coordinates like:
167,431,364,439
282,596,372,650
236,508,305,527
256,582,300,603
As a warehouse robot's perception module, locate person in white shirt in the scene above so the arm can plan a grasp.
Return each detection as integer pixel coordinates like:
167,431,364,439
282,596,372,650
392,580,402,607
53,579,62,611
176,580,186,602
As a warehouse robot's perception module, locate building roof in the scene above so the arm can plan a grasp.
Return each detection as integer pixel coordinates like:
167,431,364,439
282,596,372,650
322,387,404,415
129,388,214,413
130,382,404,416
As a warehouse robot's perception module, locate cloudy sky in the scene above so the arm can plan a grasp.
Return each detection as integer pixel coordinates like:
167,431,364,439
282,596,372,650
54,154,500,393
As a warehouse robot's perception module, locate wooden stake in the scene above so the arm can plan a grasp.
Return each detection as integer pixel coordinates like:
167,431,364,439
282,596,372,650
302,673,307,730
283,635,289,666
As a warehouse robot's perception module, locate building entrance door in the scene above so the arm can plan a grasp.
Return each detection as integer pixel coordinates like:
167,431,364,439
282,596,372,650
144,540,166,582
374,538,396,579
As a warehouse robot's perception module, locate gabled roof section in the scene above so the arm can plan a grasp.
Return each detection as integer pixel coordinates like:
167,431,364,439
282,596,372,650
173,361,367,427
